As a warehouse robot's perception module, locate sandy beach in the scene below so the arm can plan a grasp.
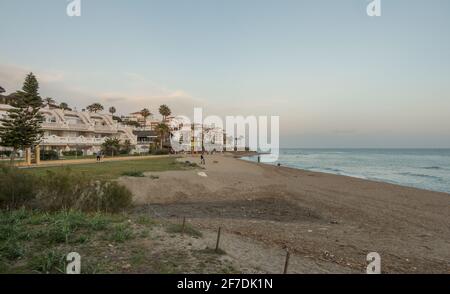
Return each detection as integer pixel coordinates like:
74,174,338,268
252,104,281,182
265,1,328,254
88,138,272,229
120,153,450,273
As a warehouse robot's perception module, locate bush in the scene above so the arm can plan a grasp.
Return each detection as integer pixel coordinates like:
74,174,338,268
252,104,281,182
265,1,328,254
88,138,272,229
62,150,83,157
0,165,132,213
98,181,133,213
37,170,133,213
150,149,169,155
36,169,85,211
0,151,12,158
0,165,36,209
40,150,59,161
121,171,145,177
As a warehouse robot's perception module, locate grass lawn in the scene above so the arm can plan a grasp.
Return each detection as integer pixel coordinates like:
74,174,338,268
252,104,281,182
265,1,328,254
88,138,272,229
24,157,192,180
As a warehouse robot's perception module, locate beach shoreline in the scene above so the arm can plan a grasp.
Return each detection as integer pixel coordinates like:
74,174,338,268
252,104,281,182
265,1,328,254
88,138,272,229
121,153,450,273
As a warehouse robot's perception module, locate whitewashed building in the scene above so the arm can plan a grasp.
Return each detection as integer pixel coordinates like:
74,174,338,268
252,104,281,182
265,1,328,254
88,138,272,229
0,104,137,156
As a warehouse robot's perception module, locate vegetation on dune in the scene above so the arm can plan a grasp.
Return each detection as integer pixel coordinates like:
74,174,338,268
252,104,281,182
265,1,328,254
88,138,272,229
0,209,237,274
0,165,132,212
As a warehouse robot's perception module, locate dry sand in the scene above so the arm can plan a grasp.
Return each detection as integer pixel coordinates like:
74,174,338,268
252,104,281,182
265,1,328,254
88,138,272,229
119,153,450,273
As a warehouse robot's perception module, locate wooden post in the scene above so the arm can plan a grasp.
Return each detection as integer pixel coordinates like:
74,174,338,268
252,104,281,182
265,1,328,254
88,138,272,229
283,249,290,274
25,148,32,165
181,217,186,235
215,227,222,252
34,145,41,165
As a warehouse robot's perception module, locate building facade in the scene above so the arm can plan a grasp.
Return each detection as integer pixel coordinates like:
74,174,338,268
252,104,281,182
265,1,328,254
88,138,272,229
0,104,137,156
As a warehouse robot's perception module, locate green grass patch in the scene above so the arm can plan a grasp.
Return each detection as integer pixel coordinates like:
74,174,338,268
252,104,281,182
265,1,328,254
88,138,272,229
24,157,188,180
165,223,203,238
106,223,134,243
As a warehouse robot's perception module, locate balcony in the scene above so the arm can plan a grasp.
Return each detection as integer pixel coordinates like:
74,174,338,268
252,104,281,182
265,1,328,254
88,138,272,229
41,136,106,146
41,122,90,131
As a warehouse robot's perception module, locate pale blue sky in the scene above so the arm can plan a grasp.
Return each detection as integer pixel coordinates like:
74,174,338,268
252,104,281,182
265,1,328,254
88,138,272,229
1,0,449,147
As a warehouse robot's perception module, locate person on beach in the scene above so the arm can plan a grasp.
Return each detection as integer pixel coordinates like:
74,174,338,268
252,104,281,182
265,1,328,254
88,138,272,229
200,153,206,165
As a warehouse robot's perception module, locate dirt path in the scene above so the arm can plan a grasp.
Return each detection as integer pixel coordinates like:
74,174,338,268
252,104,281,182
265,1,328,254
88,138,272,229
121,154,450,273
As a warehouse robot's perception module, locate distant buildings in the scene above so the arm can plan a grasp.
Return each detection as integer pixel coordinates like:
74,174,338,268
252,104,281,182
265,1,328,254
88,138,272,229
0,103,235,159
0,103,136,156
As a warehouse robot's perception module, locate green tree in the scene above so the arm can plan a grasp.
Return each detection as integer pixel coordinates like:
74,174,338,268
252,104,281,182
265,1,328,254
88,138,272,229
101,137,121,156
0,86,6,104
155,123,169,149
139,108,151,130
159,104,171,121
121,139,132,154
86,103,104,113
0,73,44,162
59,102,71,111
109,106,116,116
44,97,55,106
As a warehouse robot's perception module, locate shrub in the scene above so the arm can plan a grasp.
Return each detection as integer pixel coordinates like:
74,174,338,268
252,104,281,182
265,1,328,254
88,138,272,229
37,169,133,213
40,150,59,161
98,181,133,213
36,169,90,211
0,150,12,157
0,164,36,209
0,166,132,213
121,171,145,177
62,150,83,157
107,223,134,242
150,149,169,155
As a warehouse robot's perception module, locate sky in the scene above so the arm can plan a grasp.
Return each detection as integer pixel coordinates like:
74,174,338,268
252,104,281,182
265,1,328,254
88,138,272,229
0,0,449,148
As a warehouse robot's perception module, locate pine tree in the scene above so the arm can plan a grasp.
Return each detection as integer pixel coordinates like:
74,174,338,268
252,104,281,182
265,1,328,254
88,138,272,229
0,73,44,161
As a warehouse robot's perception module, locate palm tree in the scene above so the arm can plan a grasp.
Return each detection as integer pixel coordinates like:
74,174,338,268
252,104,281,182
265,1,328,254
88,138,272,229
44,97,56,106
109,106,116,116
155,123,169,149
139,108,151,130
86,103,104,113
159,104,172,121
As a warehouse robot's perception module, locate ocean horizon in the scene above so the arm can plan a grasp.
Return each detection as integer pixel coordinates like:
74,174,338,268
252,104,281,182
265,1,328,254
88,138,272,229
242,148,450,194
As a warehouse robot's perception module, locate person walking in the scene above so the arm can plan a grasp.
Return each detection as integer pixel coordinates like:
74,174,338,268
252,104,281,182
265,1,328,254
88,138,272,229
200,153,206,165
96,151,101,162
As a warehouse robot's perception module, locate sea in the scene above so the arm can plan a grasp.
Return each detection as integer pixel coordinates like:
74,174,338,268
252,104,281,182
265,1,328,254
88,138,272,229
241,149,450,194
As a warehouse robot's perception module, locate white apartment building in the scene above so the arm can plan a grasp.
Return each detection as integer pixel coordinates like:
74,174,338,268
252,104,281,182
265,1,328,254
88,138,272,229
0,104,137,156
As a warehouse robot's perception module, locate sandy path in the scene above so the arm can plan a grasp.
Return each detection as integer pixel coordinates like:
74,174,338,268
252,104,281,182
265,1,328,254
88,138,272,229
120,154,450,273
